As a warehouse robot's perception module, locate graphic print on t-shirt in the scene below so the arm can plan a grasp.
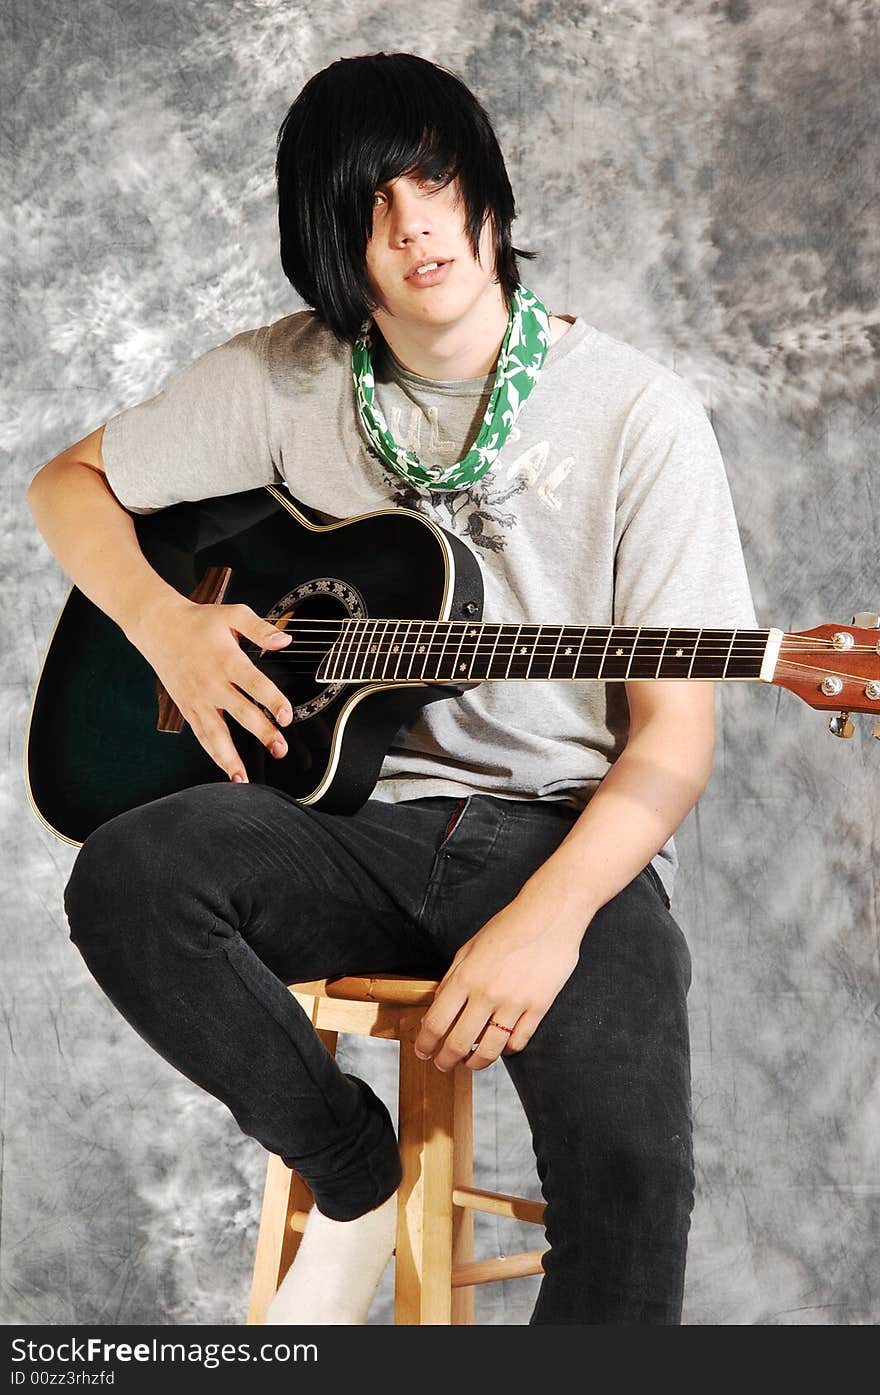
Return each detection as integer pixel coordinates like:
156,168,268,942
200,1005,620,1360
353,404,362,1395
379,424,576,552
381,469,525,552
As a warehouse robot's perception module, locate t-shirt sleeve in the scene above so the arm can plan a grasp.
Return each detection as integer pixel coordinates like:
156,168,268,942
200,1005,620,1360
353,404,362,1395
101,325,281,514
613,373,759,629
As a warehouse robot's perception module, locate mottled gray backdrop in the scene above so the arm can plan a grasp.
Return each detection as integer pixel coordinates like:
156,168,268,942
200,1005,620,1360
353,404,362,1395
3,0,878,1326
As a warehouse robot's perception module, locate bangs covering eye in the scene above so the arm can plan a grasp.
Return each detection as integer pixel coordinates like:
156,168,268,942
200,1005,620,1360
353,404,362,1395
276,52,535,341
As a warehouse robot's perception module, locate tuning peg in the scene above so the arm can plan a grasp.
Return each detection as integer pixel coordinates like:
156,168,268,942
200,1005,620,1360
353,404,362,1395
828,711,855,738
852,612,880,628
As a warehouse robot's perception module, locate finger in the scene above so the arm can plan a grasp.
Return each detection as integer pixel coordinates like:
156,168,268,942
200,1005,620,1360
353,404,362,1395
228,603,293,657
188,707,249,784
225,609,294,728
465,1006,522,1072
432,1000,494,1073
224,685,291,759
502,1007,543,1056
414,982,468,1061
229,652,294,731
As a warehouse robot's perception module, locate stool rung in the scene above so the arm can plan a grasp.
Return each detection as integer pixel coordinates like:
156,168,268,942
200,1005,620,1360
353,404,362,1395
452,1186,545,1225
452,1250,546,1288
292,975,439,1006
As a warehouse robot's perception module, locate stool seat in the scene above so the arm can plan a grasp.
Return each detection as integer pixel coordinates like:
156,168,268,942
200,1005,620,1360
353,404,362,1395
247,973,547,1325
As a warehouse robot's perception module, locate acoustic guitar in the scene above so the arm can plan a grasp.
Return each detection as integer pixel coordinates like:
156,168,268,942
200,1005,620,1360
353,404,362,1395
25,483,880,846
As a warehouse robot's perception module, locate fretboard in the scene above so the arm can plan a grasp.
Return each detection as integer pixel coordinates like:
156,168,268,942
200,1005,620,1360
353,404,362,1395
315,621,773,684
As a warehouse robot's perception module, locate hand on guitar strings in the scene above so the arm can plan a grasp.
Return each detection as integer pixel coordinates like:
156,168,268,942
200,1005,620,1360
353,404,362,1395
130,593,295,784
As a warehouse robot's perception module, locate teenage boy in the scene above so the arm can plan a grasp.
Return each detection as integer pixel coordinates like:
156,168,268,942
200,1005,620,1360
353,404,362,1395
28,51,757,1325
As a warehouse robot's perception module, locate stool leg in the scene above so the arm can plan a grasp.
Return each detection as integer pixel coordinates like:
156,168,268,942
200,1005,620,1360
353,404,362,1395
247,1153,314,1324
395,1017,456,1324
246,1021,338,1323
451,1065,475,1325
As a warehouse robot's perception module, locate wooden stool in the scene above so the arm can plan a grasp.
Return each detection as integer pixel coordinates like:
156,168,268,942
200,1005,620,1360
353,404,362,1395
247,974,547,1325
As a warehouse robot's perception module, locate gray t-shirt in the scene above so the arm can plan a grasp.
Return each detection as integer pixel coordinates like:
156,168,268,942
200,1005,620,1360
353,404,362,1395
101,309,758,897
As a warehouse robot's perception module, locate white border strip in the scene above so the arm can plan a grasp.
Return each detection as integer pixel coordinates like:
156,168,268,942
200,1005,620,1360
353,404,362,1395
759,627,784,682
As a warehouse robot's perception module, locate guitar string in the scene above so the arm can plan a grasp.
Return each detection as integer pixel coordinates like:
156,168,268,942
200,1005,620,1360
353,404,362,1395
238,616,870,641
237,621,871,650
237,644,870,661
236,656,880,685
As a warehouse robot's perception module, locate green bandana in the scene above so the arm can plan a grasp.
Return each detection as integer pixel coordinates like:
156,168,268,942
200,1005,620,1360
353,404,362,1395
352,283,552,491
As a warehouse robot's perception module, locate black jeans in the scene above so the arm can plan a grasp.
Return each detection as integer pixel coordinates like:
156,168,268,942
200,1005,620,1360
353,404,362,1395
63,784,694,1325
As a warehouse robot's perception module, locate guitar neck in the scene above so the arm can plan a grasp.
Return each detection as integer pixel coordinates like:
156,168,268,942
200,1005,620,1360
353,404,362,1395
317,621,780,684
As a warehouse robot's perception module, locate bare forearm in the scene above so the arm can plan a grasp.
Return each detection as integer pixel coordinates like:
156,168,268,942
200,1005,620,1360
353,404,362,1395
28,458,184,643
516,712,715,936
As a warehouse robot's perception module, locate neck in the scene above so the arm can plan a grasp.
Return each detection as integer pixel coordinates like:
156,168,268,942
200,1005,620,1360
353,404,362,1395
370,281,511,380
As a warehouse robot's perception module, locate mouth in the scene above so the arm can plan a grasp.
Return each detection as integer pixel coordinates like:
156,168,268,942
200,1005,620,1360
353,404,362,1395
404,259,452,287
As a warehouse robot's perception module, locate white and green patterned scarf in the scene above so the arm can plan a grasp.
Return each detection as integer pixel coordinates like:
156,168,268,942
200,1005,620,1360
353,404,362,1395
352,283,551,491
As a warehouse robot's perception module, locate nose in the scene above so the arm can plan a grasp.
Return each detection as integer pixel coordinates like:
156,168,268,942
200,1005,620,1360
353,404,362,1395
387,180,433,246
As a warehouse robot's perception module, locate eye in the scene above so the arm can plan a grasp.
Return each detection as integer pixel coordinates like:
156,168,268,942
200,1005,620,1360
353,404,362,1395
372,189,387,208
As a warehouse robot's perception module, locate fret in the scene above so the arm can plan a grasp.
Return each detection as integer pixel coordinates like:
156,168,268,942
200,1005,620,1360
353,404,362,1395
654,629,699,678
571,627,613,679
504,625,523,679
418,621,440,681
525,626,541,679
686,629,703,678
546,625,564,680
446,623,469,682
388,619,407,680
432,621,454,681
549,627,585,680
485,624,509,679
655,628,671,677
594,627,613,679
691,629,733,679
525,624,557,680
624,627,642,677
507,625,542,679
361,618,383,680
317,631,339,683
379,620,402,680
459,624,483,680
599,628,639,679
327,620,346,681
573,624,593,679
393,624,412,683
627,628,669,679
367,620,390,681
725,630,770,679
688,633,736,680
405,621,426,680
340,619,365,681
472,623,504,679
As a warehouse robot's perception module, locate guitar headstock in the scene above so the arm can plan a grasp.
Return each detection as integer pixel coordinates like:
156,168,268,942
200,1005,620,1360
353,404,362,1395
772,612,880,739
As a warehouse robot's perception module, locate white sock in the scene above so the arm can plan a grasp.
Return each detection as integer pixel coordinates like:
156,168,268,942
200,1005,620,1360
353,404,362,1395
263,1190,398,1325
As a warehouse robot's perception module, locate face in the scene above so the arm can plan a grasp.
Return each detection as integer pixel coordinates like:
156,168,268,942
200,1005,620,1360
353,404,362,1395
364,172,501,331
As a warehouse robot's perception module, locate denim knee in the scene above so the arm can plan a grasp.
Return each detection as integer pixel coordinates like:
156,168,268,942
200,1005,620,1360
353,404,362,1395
63,789,223,961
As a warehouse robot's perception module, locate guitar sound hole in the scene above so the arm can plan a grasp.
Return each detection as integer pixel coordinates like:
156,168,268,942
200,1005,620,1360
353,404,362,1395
264,576,366,723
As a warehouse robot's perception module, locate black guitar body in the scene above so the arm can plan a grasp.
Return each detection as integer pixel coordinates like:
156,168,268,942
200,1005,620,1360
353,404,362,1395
26,485,484,845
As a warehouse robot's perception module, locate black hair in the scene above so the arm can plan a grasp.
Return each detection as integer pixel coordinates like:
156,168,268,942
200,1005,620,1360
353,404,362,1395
275,51,535,342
